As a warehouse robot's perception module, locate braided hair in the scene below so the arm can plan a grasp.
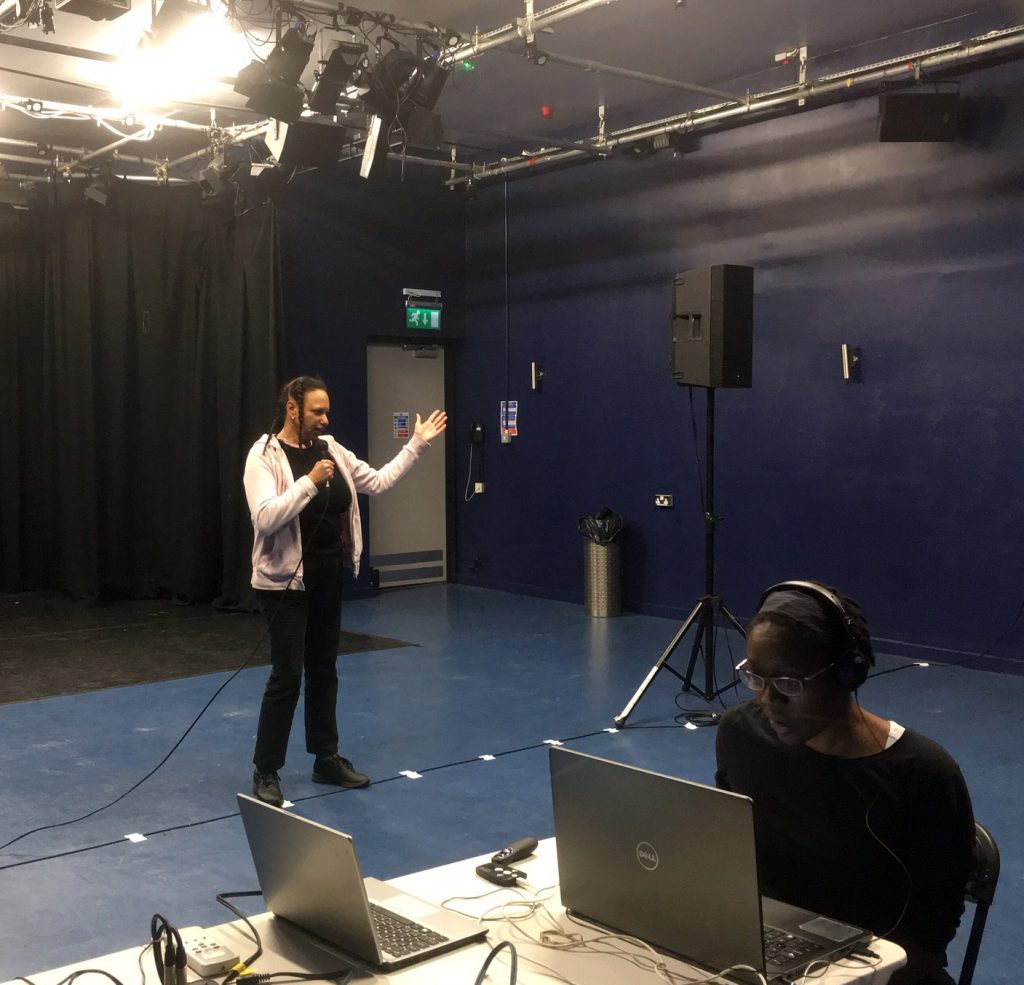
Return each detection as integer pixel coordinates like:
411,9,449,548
264,375,327,450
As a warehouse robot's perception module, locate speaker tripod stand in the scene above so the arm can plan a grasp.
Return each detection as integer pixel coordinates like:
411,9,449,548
614,387,745,727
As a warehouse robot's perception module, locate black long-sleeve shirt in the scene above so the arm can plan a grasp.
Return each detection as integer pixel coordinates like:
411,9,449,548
715,702,974,970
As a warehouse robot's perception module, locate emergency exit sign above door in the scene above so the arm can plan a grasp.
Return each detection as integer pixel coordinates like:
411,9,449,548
403,287,442,331
406,306,441,330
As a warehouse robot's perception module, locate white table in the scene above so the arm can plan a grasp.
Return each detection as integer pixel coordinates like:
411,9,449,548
5,838,905,985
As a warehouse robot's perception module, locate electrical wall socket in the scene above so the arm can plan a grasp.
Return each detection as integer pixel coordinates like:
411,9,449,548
654,493,674,508
474,482,485,494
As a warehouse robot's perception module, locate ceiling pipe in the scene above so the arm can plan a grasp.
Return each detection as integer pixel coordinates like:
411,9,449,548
5,171,189,184
534,48,740,104
0,34,119,62
448,24,1024,186
389,152,475,172
3,172,81,183
443,0,617,63
164,122,271,170
1,152,57,167
0,135,87,156
112,150,170,167
62,129,155,174
0,93,214,132
447,124,606,158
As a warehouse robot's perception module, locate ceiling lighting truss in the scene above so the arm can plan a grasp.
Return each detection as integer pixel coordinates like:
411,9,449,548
0,0,620,188
447,23,1024,186
0,93,266,181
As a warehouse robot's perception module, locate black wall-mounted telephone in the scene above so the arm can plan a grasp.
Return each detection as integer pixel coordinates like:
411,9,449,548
469,422,485,444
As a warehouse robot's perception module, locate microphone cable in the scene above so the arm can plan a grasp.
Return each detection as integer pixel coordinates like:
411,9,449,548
213,890,354,985
0,447,335,856
149,914,186,985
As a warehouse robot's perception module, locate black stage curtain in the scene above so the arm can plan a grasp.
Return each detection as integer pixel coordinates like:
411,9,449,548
0,183,283,605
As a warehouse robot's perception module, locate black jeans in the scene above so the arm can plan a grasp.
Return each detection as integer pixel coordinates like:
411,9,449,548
253,555,344,772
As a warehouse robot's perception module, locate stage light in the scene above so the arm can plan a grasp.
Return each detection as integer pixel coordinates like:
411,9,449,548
83,173,111,206
109,0,249,109
620,137,658,159
308,40,368,114
264,26,315,86
231,161,287,209
666,130,700,155
0,204,31,232
234,70,305,122
525,41,548,66
198,146,244,196
0,179,31,208
356,47,450,155
234,26,313,122
359,113,386,179
403,107,443,148
147,0,205,42
361,49,450,115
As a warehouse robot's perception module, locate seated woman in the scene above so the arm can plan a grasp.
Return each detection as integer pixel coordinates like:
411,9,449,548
715,580,975,985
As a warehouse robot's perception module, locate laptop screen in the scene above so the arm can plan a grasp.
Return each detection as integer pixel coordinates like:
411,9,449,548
237,794,381,962
549,746,765,974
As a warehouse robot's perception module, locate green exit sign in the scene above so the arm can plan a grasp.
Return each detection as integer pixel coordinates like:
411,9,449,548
406,306,441,330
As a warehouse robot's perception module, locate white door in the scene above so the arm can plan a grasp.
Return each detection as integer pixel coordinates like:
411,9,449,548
366,343,447,587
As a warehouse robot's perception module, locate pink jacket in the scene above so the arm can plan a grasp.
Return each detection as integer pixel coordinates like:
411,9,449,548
243,431,428,590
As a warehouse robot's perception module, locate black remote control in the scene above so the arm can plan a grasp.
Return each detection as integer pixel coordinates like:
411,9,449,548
476,862,525,887
491,836,538,865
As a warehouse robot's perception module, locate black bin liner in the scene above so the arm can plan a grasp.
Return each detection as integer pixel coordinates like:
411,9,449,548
577,508,623,545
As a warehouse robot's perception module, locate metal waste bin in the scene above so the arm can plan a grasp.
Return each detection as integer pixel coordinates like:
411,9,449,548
583,539,621,617
579,508,623,617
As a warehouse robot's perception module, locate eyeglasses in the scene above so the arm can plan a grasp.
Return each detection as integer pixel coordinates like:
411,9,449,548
735,659,835,697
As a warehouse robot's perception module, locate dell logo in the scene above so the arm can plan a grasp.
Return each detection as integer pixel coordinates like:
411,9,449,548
636,842,659,870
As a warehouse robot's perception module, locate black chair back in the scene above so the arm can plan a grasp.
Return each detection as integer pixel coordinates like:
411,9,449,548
959,822,999,985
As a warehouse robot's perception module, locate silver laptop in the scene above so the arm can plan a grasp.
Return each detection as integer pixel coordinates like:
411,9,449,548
549,748,870,983
237,794,487,971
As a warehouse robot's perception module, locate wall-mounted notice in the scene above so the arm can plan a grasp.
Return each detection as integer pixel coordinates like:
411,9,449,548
500,400,519,436
393,412,410,439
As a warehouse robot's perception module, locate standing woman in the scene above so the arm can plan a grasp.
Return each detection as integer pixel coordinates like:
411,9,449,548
243,375,447,806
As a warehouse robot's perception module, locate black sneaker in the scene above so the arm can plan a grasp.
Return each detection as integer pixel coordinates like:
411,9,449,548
312,753,371,789
252,768,284,806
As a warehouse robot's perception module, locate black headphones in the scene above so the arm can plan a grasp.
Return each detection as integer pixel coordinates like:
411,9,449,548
757,580,874,691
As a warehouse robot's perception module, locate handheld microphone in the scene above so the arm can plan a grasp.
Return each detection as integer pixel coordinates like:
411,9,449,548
317,438,332,489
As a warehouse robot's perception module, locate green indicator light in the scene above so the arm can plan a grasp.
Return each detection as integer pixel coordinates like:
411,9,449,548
461,60,476,71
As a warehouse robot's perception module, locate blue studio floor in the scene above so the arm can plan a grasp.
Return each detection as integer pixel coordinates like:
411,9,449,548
0,585,1019,984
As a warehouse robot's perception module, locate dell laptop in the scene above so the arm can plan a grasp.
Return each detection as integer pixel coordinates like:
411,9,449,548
237,794,487,971
549,747,871,983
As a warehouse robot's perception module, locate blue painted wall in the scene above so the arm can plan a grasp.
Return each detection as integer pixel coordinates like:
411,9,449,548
455,59,1024,659
274,164,466,591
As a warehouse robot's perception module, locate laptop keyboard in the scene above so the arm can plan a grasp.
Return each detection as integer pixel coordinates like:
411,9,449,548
370,902,449,958
763,926,822,965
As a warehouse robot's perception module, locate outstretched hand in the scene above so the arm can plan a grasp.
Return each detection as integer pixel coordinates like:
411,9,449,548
415,409,448,442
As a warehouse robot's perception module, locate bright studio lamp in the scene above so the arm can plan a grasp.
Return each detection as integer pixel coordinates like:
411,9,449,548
109,0,250,109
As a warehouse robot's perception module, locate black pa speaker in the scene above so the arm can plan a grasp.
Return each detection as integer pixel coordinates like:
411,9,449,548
671,264,753,388
878,83,960,142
